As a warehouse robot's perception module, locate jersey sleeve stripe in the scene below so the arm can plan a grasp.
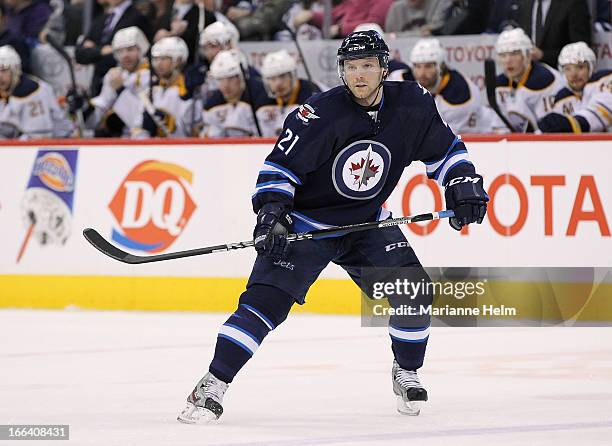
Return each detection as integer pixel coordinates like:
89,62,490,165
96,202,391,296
252,185,295,199
431,150,470,181
262,161,303,185
423,135,461,170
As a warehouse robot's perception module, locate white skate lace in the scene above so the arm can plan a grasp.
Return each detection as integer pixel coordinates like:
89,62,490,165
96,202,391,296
395,368,423,389
202,375,228,402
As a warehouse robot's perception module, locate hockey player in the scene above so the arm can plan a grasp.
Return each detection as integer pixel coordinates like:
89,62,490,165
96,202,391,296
256,50,321,137
353,23,413,82
129,37,201,138
201,50,267,137
494,28,563,132
410,38,489,134
538,42,612,133
178,30,488,423
0,45,73,139
184,20,259,102
77,26,151,137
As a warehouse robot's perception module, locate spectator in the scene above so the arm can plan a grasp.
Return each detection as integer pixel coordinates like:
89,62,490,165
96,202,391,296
154,0,217,65
492,27,563,132
515,0,592,68
538,41,612,132
230,0,293,40
293,0,394,38
385,0,453,36
593,0,611,31
39,0,65,45
3,0,52,45
486,0,520,33
0,5,30,73
256,49,321,136
75,0,152,96
439,0,491,35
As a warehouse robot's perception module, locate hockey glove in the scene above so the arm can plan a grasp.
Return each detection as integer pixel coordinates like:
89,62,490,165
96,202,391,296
66,88,89,115
444,174,489,231
253,203,293,260
537,113,589,133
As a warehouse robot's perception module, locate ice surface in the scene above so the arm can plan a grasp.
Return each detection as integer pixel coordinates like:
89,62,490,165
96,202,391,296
1,310,611,445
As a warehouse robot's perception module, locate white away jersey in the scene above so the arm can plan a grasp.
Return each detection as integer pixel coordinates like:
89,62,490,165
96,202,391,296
495,62,563,132
0,75,73,139
552,69,612,132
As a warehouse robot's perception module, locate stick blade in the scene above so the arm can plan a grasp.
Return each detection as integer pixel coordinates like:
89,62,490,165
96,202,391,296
82,228,139,264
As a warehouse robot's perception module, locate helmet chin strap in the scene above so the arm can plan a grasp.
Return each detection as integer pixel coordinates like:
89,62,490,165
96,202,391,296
342,68,387,107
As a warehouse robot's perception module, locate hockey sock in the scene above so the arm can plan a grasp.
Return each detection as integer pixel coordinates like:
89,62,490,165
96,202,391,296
209,285,294,383
389,322,430,370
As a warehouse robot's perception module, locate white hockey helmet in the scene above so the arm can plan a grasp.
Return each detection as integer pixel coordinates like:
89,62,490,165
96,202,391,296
409,38,445,66
151,37,189,68
353,23,385,38
112,26,150,59
0,45,22,77
209,49,243,80
199,21,239,48
558,41,596,76
495,28,533,57
261,50,297,79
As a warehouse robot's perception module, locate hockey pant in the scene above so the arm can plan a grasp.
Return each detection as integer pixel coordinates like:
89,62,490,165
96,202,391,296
209,225,432,383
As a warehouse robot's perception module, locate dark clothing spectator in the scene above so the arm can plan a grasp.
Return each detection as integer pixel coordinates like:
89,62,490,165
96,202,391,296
75,0,151,96
486,0,521,33
4,0,52,45
231,0,293,40
308,0,394,38
593,0,611,31
385,0,453,36
440,0,491,35
516,0,592,67
155,1,216,65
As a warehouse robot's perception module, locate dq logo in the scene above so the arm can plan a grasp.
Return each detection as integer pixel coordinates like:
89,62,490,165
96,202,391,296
108,160,196,253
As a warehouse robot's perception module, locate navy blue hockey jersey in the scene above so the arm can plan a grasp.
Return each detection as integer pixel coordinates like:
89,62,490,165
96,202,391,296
252,81,477,232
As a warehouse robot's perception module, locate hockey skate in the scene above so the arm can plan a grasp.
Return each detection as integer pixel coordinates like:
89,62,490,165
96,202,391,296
177,372,228,424
392,360,428,416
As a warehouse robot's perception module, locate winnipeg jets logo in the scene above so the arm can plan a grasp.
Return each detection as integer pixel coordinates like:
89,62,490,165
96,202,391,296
296,104,320,124
349,144,380,189
332,140,391,200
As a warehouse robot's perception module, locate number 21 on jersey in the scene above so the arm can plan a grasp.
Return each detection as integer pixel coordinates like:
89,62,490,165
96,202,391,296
276,128,300,155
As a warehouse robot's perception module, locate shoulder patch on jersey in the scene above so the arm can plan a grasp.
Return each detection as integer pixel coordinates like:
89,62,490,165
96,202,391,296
524,62,557,91
589,69,612,84
439,70,471,105
296,103,319,124
12,75,39,98
554,87,576,103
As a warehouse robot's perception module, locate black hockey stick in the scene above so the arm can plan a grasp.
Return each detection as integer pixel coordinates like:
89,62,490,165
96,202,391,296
239,62,263,137
83,210,455,264
46,35,85,136
282,21,313,85
484,59,516,133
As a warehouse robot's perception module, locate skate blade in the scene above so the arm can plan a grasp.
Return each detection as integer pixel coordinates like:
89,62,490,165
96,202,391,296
396,396,422,416
177,402,220,424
